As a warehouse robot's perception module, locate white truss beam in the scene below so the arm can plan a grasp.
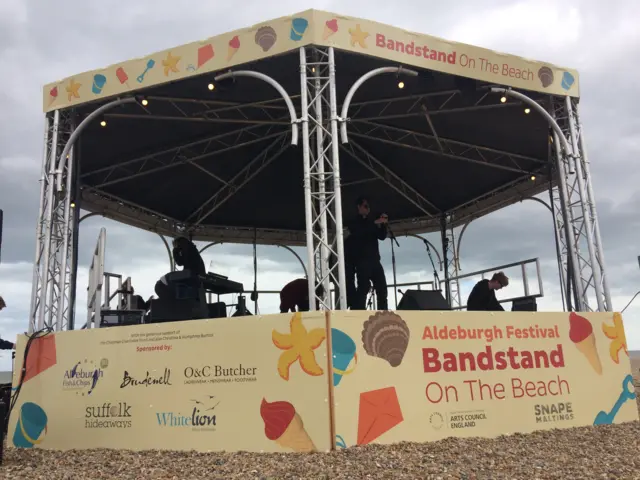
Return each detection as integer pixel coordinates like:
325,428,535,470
29,110,75,333
550,97,611,312
187,133,290,226
341,139,440,216
300,46,347,310
349,121,547,174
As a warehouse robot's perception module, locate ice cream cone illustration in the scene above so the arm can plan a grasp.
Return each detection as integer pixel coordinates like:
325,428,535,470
323,19,338,40
569,312,602,375
227,35,240,61
260,398,316,452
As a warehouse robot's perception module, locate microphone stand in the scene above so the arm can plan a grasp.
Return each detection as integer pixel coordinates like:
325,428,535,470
386,223,400,309
422,238,440,291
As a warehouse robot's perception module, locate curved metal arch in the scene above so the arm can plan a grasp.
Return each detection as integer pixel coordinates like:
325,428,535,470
79,212,175,271
456,196,553,263
340,66,418,144
55,97,139,191
198,242,307,279
214,71,298,145
402,233,443,270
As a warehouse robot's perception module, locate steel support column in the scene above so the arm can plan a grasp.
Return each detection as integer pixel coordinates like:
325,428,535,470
299,46,347,310
29,110,75,333
551,97,611,311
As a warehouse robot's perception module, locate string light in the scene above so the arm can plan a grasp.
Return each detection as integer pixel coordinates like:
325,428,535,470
500,96,507,103
208,83,215,91
141,98,149,106
530,175,536,181
100,120,107,127
398,81,405,89
524,108,531,114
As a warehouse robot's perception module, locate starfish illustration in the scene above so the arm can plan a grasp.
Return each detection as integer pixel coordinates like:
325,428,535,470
602,312,628,364
162,52,181,76
348,24,369,48
272,312,326,381
66,79,81,101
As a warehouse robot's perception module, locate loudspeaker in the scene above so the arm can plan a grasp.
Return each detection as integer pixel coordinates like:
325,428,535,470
148,298,204,323
397,290,450,311
207,302,227,318
512,297,537,312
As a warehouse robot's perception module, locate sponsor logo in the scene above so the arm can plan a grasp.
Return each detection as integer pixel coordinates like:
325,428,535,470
155,395,219,432
85,402,132,429
183,364,258,385
120,368,172,388
534,402,574,424
62,359,107,395
449,411,488,429
429,412,445,430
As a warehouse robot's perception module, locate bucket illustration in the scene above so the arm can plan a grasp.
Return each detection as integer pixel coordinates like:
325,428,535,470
13,402,48,448
92,74,107,94
331,328,357,386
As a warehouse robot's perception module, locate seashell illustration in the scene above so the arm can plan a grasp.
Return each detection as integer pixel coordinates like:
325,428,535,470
361,311,410,367
561,71,575,91
537,66,554,88
255,26,277,52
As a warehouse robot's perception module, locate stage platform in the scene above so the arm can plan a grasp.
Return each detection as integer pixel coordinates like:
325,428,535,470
9,310,637,453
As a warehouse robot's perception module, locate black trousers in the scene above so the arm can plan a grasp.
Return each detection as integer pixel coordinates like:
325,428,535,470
354,260,387,310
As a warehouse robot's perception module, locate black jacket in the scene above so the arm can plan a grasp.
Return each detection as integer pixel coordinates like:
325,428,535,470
467,280,504,311
347,215,387,263
0,338,14,350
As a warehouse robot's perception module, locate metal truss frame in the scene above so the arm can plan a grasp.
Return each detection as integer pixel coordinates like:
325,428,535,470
550,97,611,312
29,110,76,333
442,218,462,308
299,46,347,310
82,122,290,188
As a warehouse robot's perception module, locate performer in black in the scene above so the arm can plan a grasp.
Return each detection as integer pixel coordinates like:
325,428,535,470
348,196,388,310
154,237,206,300
466,272,509,311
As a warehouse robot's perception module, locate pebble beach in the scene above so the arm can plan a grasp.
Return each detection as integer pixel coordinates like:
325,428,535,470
2,358,638,480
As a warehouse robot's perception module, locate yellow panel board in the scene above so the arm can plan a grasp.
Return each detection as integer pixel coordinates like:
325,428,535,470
8,312,333,453
329,311,636,448
42,10,579,112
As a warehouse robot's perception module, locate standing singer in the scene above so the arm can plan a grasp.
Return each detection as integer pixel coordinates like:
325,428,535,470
348,196,388,310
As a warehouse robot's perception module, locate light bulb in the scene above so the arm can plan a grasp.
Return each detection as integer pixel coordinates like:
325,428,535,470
70,202,76,208
100,120,107,127
530,175,536,181
500,96,507,103
398,81,405,89
311,67,316,73
141,99,149,106
524,108,531,114
208,83,215,91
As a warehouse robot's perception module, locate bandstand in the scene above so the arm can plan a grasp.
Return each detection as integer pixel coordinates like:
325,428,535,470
29,9,612,334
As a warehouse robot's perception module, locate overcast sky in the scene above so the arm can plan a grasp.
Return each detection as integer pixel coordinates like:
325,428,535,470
0,0,638,371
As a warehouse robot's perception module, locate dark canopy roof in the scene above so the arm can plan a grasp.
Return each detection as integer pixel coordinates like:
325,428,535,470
77,49,552,246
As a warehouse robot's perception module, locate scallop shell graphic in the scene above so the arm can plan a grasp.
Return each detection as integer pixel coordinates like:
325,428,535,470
255,26,277,52
537,66,554,88
361,311,410,367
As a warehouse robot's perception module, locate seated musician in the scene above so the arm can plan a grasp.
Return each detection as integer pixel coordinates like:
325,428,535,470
155,237,206,300
279,278,324,313
466,272,509,311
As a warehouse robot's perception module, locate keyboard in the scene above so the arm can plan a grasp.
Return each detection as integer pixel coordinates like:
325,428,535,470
167,270,244,296
199,272,244,296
